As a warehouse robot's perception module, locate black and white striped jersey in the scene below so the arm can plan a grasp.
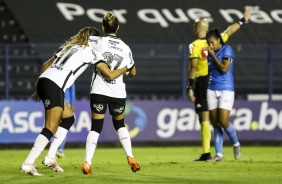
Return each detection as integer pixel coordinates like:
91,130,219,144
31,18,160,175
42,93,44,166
39,45,104,92
88,36,135,98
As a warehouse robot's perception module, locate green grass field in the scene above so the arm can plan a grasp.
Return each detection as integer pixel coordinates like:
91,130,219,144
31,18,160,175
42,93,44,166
1,146,282,184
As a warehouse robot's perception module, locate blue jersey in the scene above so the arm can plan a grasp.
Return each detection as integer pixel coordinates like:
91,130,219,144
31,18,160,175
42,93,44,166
208,45,234,91
64,83,76,105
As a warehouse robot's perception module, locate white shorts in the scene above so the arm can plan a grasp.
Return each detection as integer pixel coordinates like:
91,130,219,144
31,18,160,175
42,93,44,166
207,90,234,111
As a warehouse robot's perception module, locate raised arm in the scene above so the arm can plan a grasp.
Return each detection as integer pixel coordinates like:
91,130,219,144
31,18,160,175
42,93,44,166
96,62,127,80
223,7,253,38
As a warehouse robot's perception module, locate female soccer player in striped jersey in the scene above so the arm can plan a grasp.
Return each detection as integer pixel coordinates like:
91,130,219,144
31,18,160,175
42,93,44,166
82,11,140,174
206,28,241,162
20,27,128,176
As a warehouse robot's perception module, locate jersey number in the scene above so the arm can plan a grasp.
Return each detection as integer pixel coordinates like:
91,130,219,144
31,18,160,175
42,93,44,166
102,52,123,70
53,48,78,66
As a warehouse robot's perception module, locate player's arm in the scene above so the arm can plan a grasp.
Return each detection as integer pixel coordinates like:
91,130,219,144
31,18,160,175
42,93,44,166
123,65,136,81
40,56,56,74
187,58,197,102
207,47,231,73
188,58,197,80
96,61,127,80
223,7,253,38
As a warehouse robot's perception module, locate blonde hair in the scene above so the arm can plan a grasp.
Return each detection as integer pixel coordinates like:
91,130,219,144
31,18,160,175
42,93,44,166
60,27,100,52
103,11,119,34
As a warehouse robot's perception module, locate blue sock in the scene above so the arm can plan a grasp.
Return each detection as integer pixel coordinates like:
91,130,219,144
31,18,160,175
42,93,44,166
213,127,223,156
58,137,67,151
224,123,239,145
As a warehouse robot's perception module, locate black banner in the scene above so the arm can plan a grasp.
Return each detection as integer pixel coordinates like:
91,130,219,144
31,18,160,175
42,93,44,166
4,0,282,44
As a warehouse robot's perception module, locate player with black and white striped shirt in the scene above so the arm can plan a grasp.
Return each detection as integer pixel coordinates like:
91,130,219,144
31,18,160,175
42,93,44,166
82,11,140,174
21,27,127,176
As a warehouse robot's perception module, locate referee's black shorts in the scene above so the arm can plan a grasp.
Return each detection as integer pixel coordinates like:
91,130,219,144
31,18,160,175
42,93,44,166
37,78,64,110
90,94,125,116
194,75,209,113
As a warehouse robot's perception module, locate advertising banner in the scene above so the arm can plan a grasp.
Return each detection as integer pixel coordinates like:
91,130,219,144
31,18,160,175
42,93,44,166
4,0,282,44
0,100,281,143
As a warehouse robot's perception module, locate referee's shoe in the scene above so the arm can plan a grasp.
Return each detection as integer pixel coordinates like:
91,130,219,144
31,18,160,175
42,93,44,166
193,152,212,161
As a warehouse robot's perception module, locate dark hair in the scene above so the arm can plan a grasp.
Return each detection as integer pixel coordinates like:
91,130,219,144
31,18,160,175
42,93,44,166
103,11,119,34
206,28,224,45
89,27,101,37
78,27,101,38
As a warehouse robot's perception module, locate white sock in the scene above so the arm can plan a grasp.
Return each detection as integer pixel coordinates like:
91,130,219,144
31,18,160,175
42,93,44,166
24,134,49,165
46,127,68,159
216,153,223,157
117,127,133,158
234,142,240,147
85,131,100,165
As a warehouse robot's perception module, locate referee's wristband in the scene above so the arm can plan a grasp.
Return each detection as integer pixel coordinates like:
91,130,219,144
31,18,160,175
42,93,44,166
188,79,195,88
186,79,195,93
237,17,246,26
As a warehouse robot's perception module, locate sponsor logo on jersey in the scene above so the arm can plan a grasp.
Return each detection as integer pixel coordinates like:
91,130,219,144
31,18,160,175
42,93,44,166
129,52,133,65
91,50,97,60
89,38,98,44
108,40,123,52
93,104,104,112
114,106,125,113
44,99,50,107
50,65,63,71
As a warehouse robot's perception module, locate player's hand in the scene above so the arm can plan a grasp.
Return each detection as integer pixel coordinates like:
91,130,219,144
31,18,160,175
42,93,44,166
31,92,41,102
188,88,196,102
243,7,253,21
207,46,214,55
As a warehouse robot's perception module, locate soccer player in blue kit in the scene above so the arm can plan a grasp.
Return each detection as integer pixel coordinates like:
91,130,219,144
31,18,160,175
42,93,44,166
56,83,76,158
205,28,241,161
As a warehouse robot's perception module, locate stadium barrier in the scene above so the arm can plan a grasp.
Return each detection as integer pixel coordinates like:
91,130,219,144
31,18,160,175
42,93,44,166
1,43,282,100
0,100,281,143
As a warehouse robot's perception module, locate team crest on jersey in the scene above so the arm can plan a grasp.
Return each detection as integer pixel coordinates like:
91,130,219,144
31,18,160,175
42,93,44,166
201,47,208,59
44,99,50,107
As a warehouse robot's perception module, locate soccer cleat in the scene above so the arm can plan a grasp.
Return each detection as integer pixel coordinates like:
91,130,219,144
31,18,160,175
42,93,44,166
42,157,64,173
20,163,43,176
234,145,241,160
193,152,212,161
127,156,140,173
207,155,224,162
81,161,93,174
56,151,65,159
